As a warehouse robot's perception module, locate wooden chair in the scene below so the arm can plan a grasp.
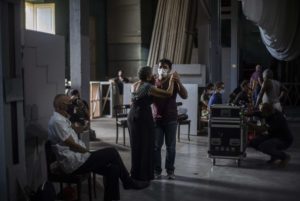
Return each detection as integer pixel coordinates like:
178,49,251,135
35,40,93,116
114,104,131,145
45,141,93,201
176,102,191,142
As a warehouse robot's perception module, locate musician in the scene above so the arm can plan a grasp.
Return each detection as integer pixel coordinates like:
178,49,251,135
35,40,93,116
233,80,251,107
246,103,293,167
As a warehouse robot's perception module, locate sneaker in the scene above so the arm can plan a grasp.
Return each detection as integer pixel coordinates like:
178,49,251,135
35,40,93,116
154,172,162,179
167,172,175,180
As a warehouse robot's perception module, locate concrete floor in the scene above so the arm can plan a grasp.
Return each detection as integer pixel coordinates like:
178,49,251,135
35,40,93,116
83,114,300,201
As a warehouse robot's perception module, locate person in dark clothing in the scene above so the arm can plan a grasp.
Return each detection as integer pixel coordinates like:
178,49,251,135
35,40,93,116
247,103,293,167
68,89,99,141
127,66,177,181
111,69,130,105
48,94,149,201
68,89,89,126
208,81,224,108
229,85,242,104
233,80,251,106
114,70,129,95
152,59,188,180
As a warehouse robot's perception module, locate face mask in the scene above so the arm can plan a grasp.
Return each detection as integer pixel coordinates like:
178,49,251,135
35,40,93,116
220,89,225,94
158,68,168,78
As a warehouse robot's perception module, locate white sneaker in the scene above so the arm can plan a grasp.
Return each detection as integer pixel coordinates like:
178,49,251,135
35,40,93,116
154,172,162,179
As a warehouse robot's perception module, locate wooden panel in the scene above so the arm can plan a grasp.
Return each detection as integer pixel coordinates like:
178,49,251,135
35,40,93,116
90,82,101,118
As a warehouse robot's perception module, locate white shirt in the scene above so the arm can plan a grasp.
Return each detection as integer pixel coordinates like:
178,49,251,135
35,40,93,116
262,79,282,112
48,112,90,174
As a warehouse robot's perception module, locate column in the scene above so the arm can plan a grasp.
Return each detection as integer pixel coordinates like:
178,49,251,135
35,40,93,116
69,0,90,102
209,0,221,82
230,0,239,91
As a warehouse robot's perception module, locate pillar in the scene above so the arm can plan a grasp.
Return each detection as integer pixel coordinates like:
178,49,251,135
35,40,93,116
69,0,90,101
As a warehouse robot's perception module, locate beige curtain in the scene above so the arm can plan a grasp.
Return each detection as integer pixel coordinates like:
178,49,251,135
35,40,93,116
147,0,197,67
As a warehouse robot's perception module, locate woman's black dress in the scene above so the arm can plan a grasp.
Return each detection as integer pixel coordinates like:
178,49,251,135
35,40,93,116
127,82,154,181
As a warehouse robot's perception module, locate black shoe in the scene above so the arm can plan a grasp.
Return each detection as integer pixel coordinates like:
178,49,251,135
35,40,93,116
123,178,150,190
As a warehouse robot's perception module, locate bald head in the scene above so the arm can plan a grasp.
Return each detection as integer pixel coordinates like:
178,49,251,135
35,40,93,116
263,69,273,80
53,94,71,116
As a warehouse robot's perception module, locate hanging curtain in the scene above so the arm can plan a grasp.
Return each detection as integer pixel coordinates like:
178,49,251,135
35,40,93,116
147,0,197,67
242,0,300,61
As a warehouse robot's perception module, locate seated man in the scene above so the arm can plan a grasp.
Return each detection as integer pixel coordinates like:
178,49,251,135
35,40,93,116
233,80,251,107
246,103,293,167
48,94,148,201
208,81,225,108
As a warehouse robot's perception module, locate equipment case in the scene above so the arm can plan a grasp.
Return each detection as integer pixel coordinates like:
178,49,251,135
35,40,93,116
208,104,247,167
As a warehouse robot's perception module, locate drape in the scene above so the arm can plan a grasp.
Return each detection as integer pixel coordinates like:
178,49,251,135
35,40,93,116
147,0,197,67
242,0,300,61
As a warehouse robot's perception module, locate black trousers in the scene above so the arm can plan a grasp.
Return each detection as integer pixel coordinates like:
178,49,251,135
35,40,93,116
250,135,291,160
73,147,130,201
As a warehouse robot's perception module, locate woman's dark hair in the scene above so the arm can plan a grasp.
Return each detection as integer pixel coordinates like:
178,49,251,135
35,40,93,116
206,83,214,90
159,58,172,70
138,66,152,81
215,81,224,89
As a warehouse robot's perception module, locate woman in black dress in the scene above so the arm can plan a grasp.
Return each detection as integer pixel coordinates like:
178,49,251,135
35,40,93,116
127,66,176,181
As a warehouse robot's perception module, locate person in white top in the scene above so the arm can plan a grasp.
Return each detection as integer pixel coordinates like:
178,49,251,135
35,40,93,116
255,69,287,112
48,94,149,201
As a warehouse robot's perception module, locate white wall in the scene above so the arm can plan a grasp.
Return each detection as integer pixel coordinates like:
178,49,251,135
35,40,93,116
23,30,65,189
24,30,65,128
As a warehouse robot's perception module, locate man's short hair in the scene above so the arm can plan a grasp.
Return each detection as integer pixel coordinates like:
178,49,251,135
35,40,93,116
159,58,173,70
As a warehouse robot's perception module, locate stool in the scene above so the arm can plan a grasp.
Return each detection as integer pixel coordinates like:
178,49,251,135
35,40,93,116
177,119,191,142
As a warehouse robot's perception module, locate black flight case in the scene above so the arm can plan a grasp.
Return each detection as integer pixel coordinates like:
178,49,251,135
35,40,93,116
208,104,247,167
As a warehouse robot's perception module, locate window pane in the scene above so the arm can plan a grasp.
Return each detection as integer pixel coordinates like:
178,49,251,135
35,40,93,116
25,2,34,30
36,5,55,34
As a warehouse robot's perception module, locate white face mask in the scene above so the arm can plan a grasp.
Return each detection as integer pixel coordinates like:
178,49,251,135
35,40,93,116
158,68,168,78
220,89,225,94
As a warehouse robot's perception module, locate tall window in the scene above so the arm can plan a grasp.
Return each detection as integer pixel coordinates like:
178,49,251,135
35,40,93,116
25,2,55,34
